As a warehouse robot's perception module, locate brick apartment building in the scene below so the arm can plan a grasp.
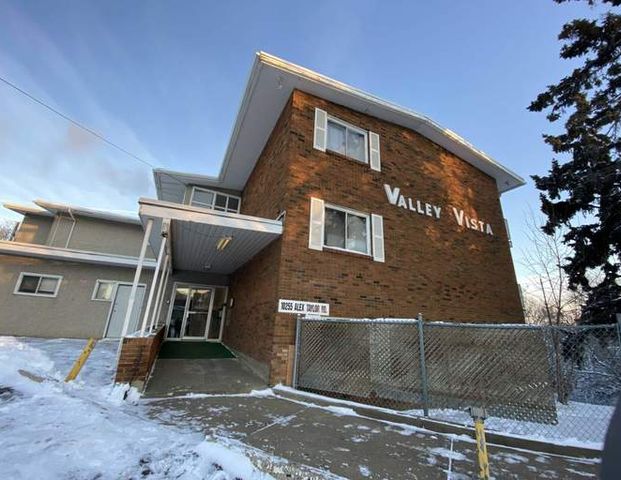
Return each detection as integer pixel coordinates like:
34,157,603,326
1,52,525,386
133,52,525,384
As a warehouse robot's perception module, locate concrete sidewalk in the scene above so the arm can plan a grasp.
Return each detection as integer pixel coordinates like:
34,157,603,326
144,358,267,397
145,391,600,479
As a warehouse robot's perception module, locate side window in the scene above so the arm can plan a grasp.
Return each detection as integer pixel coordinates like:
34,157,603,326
308,198,385,262
14,273,62,297
189,187,241,214
92,280,116,301
313,108,381,172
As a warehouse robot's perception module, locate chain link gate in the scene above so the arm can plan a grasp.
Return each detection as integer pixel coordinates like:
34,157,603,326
293,315,621,445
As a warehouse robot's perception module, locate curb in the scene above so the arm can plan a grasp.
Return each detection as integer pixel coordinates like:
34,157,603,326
274,388,602,459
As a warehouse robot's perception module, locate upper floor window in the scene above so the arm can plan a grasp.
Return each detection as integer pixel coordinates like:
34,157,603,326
14,272,62,297
327,117,368,164
189,187,241,214
313,108,381,172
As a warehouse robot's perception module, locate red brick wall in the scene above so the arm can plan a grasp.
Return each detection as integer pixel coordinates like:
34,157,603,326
115,326,165,386
278,90,523,322
228,89,524,384
223,98,293,368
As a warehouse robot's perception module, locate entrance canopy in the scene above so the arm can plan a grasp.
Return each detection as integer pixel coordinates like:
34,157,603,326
138,198,282,274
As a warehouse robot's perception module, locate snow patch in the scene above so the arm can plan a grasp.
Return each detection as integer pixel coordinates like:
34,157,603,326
358,465,371,477
0,337,273,480
429,447,467,461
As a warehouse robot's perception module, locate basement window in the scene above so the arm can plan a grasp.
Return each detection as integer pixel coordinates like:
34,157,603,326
327,117,368,164
14,273,62,297
324,205,370,255
190,187,241,214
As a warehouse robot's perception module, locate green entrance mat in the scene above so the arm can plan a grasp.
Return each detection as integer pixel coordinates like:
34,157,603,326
158,341,236,359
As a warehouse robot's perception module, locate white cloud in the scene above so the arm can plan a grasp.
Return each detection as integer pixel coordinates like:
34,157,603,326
0,3,157,220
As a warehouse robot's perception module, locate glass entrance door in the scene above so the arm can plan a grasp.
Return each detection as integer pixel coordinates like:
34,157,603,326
167,285,214,340
184,288,212,338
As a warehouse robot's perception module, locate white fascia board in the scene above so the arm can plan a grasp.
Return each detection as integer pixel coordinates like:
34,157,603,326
256,52,526,193
34,199,141,225
138,198,283,235
0,240,157,269
2,202,53,217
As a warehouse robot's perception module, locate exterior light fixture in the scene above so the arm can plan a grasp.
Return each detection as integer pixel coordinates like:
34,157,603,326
216,236,233,251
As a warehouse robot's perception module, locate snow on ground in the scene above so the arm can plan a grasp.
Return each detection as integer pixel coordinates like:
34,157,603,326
404,402,613,449
0,336,273,480
274,385,611,450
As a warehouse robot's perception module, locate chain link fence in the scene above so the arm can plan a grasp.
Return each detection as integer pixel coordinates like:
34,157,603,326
293,316,621,446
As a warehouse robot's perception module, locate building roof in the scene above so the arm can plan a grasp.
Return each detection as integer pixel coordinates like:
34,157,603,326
155,52,526,203
2,199,141,225
33,200,141,225
0,240,156,269
2,202,53,217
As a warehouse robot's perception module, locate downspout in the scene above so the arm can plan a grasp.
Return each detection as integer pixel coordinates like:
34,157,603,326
65,207,77,249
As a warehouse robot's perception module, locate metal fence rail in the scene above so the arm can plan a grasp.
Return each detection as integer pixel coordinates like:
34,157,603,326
294,316,621,445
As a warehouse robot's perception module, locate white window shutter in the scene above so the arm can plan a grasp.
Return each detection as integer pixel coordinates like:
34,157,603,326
308,198,325,251
371,214,385,262
313,108,328,152
369,132,381,171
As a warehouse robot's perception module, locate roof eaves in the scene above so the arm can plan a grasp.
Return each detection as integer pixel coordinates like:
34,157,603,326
33,199,141,225
256,52,526,193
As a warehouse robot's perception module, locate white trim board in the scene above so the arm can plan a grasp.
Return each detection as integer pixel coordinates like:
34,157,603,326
139,198,283,234
0,240,157,269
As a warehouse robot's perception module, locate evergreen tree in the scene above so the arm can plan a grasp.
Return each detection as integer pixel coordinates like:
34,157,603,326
529,0,621,324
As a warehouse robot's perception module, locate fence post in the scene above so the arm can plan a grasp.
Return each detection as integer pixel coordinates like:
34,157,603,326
292,314,303,389
548,324,569,404
417,312,430,417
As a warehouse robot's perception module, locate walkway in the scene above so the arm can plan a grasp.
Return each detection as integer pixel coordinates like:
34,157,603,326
144,342,267,397
145,389,601,479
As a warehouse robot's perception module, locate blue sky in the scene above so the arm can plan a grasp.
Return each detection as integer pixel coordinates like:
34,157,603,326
0,0,606,281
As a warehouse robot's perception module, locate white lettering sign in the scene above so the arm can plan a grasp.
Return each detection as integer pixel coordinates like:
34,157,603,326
278,299,330,316
384,183,494,236
384,184,442,219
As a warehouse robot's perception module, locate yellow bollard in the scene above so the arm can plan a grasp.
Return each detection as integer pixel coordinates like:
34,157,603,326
468,407,490,480
65,338,97,382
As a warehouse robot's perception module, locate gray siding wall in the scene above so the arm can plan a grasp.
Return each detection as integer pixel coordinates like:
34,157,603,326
48,214,74,248
67,216,155,258
0,254,153,338
13,215,53,245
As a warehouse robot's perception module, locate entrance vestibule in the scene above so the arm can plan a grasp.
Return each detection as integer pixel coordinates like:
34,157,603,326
165,283,227,341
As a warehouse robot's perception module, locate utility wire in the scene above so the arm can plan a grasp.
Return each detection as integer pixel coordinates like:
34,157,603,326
0,74,157,170
0,73,199,197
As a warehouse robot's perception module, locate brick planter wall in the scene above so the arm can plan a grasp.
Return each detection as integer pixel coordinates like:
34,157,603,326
115,326,165,388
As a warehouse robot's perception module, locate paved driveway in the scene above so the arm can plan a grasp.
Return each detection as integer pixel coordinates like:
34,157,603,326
145,391,600,479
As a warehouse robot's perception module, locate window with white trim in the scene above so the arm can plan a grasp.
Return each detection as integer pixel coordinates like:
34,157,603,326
327,117,368,164
92,280,116,301
189,187,241,214
309,198,384,262
324,205,370,255
14,273,62,297
314,108,381,171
